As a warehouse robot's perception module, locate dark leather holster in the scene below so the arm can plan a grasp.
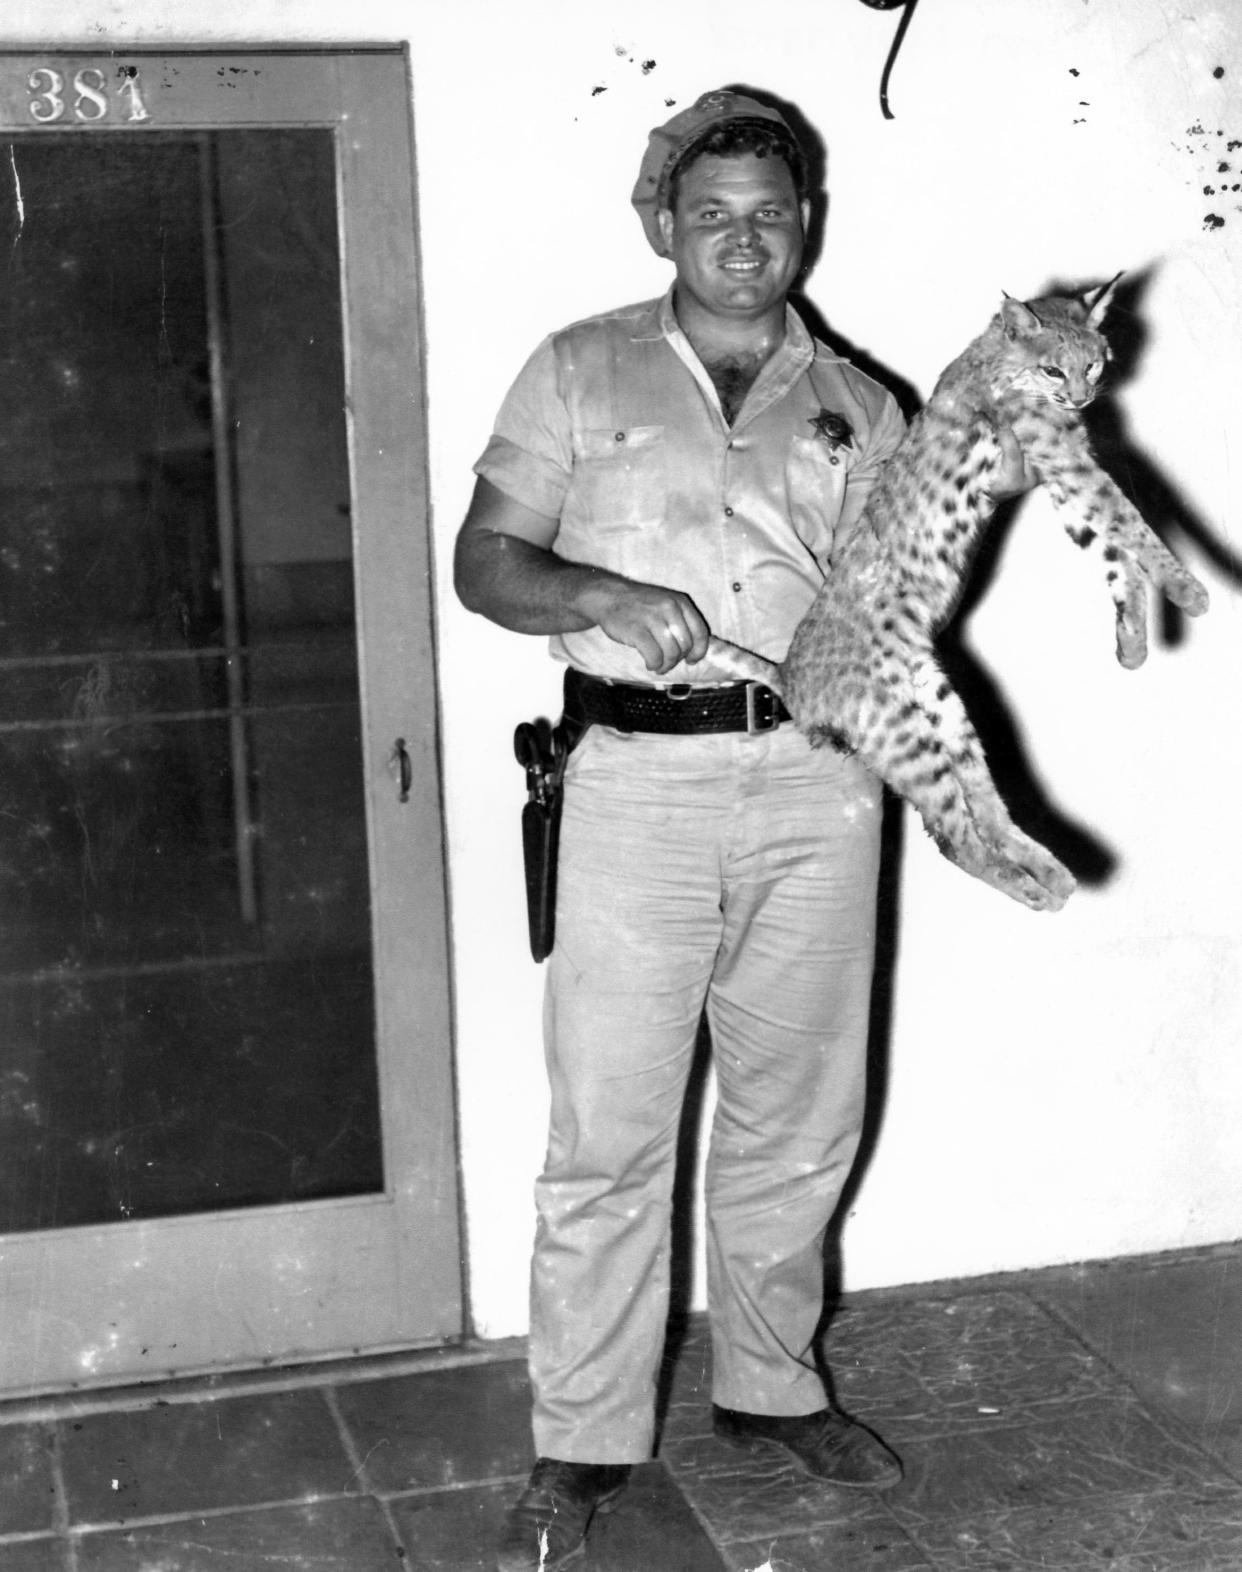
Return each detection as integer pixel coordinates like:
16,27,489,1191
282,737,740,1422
513,708,584,962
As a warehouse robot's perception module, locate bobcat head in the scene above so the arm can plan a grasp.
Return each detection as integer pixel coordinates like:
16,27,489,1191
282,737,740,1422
997,273,1122,410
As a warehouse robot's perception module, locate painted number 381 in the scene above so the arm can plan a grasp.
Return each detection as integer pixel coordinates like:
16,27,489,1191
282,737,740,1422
27,67,151,125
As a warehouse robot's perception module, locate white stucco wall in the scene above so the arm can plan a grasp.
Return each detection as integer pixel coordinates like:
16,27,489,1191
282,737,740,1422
15,0,1240,1339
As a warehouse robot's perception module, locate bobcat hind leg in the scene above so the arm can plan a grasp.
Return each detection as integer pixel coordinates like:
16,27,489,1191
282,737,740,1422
852,670,1076,911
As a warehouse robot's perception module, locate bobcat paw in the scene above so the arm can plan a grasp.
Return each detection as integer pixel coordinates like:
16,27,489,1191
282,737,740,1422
991,828,1076,912
1113,581,1148,670
937,831,1076,912
991,856,1076,913
1114,559,1209,669
1169,570,1209,618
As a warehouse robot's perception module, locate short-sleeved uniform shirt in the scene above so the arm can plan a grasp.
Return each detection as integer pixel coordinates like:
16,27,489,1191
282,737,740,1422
474,287,904,684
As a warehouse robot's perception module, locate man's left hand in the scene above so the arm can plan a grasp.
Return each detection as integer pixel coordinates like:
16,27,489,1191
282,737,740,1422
986,424,1036,504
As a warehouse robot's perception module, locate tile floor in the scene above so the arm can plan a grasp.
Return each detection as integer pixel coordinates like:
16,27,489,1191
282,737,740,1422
3,1241,1241,1570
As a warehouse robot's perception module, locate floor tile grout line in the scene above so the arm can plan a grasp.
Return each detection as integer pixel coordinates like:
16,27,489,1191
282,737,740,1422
646,1455,738,1569
317,1381,536,1499
873,1491,953,1572
376,1473,531,1502
319,1384,385,1498
61,1466,539,1535
56,1488,383,1540
320,1382,416,1563
44,1417,79,1572
887,1523,950,1571
1021,1284,1242,1489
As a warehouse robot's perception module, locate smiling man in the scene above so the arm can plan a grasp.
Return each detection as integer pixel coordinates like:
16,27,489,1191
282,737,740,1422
657,138,811,420
457,90,914,1572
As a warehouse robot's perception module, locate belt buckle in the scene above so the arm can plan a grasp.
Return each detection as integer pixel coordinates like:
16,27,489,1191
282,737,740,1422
745,682,779,734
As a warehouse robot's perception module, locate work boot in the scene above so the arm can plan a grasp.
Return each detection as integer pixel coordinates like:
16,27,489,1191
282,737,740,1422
713,1403,902,1489
496,1457,630,1571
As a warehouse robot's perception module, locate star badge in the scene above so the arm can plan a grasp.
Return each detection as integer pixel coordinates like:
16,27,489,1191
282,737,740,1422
808,408,855,452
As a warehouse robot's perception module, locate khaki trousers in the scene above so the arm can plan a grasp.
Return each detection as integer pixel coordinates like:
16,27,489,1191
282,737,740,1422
531,721,883,1463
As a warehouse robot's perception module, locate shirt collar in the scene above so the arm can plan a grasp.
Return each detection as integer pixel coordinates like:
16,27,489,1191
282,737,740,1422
646,284,814,367
648,285,820,429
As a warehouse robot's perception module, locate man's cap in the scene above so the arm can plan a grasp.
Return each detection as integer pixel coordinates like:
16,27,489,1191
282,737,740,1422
630,89,797,257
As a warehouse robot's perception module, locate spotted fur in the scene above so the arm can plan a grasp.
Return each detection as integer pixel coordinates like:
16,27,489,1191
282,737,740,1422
708,278,1209,912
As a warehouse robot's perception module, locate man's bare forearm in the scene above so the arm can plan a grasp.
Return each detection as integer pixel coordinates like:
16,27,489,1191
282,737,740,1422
453,478,710,673
453,528,628,634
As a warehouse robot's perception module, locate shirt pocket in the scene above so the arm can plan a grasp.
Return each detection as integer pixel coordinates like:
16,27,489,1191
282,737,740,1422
785,434,850,568
571,424,668,532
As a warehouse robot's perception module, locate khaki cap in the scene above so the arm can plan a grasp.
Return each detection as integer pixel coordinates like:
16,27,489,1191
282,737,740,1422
630,89,796,257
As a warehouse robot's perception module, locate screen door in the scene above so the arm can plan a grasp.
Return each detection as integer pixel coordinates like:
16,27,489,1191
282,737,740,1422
0,49,460,1397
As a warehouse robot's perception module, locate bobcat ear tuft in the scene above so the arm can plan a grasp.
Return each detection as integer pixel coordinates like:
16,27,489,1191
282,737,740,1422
1001,294,1042,340
1085,271,1123,328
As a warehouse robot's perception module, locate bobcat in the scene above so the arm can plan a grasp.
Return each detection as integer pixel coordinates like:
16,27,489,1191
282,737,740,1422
708,277,1208,911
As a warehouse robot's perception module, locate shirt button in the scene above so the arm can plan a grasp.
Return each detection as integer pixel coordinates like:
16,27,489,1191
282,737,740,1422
614,431,626,442
731,581,742,592
723,506,734,517
829,455,840,466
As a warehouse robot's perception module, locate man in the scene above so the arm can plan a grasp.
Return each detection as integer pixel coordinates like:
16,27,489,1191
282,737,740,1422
456,89,1025,1572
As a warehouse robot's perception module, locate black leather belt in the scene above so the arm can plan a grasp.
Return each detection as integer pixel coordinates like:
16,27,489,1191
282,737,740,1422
564,666,790,736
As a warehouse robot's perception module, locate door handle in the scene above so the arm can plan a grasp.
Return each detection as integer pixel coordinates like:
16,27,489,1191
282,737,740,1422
393,737,412,803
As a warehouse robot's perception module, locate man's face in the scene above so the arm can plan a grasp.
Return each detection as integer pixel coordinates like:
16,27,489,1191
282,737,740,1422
657,151,809,324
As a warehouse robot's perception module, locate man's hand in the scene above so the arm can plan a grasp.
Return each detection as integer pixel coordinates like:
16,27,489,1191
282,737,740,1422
579,579,711,676
985,424,1037,504
455,477,710,675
